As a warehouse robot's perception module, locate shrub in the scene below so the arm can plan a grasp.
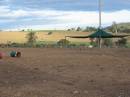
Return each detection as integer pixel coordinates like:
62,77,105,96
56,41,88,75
48,32,53,35
57,39,70,46
90,38,98,47
102,38,113,47
116,38,127,47
26,31,37,46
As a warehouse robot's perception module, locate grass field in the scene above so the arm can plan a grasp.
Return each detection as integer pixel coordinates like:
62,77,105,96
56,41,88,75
0,31,91,44
0,31,130,47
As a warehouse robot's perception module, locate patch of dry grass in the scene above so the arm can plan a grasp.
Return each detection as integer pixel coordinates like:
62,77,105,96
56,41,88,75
0,31,91,44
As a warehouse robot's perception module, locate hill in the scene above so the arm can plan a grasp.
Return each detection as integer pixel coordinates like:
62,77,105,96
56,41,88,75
117,22,130,29
106,22,130,33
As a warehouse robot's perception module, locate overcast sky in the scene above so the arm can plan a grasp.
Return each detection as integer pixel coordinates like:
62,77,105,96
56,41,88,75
0,0,130,30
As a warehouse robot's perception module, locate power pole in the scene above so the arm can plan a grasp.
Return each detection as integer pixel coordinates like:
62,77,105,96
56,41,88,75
99,0,102,29
98,0,102,48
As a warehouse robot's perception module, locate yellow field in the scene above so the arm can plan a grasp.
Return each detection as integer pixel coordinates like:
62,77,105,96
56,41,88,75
0,31,91,44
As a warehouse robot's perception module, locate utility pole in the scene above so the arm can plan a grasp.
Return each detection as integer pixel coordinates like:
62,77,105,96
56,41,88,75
98,0,102,48
99,0,102,29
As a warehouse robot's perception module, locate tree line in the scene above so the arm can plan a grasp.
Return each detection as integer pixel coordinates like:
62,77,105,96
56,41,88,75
68,22,130,33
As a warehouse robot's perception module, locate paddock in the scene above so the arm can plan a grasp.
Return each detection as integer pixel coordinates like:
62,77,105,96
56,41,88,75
0,48,130,97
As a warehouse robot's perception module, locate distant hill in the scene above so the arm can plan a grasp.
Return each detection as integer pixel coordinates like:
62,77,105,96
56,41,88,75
105,22,130,33
117,22,130,28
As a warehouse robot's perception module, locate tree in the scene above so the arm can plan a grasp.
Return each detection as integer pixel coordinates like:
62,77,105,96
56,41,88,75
76,27,82,31
26,31,37,46
21,29,25,32
84,26,97,32
48,32,53,35
71,28,75,31
111,21,118,34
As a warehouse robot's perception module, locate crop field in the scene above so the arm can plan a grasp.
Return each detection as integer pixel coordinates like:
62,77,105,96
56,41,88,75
0,48,130,97
0,31,91,44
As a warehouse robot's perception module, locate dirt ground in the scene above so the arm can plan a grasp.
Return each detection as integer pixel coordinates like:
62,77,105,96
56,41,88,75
0,48,130,97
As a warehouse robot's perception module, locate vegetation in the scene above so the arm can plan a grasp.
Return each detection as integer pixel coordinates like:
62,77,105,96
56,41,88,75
76,27,82,31
102,38,113,47
109,22,118,34
0,22,130,48
106,22,130,33
26,31,37,46
84,26,98,32
47,32,53,35
89,38,98,47
57,39,70,46
116,38,127,47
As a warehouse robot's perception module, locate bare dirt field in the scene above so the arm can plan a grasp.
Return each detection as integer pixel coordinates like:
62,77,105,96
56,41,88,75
0,48,130,97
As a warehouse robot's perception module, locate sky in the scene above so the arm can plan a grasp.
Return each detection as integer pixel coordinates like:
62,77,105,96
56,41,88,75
0,0,130,30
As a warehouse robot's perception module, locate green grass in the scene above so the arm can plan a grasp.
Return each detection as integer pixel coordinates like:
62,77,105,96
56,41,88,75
70,41,90,46
126,43,130,48
36,41,57,44
36,41,90,46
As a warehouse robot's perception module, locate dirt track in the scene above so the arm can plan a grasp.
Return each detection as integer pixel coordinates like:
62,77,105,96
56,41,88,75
0,48,130,97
